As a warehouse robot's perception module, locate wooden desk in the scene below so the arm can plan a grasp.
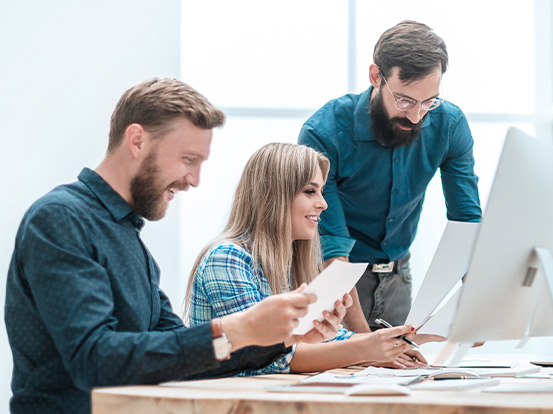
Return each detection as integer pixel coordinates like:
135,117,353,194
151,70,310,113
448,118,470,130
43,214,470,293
92,368,553,414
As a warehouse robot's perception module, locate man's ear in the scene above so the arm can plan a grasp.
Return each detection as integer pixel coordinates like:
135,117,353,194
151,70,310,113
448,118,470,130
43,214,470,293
125,124,145,159
369,64,381,89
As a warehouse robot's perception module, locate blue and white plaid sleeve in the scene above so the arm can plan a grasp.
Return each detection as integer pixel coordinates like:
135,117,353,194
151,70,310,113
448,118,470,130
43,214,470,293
197,243,271,314
190,242,295,375
326,326,354,341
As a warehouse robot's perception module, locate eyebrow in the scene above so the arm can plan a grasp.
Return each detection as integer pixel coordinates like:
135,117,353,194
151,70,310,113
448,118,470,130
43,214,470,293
307,181,326,192
181,152,207,161
394,90,440,102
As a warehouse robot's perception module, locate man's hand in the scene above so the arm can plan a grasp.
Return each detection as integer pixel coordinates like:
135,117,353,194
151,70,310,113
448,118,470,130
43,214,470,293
220,284,316,350
413,333,447,345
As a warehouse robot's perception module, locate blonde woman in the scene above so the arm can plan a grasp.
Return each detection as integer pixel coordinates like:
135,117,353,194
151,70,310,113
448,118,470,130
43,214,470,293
185,143,425,375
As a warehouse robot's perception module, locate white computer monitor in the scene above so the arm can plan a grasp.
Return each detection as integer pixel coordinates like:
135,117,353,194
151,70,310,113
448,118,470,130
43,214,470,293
447,127,553,345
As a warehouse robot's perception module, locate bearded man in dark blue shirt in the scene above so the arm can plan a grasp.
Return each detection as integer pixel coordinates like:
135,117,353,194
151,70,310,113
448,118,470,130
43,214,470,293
299,21,482,345
5,78,347,414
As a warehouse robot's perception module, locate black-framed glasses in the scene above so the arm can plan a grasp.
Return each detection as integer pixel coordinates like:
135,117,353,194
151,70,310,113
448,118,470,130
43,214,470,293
380,71,444,111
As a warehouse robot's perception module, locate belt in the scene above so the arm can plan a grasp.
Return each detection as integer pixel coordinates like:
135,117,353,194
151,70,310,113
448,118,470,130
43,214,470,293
370,262,396,273
369,255,409,274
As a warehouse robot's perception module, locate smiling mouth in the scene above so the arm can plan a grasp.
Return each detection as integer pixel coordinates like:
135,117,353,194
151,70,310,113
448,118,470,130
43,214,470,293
306,215,320,223
167,183,190,196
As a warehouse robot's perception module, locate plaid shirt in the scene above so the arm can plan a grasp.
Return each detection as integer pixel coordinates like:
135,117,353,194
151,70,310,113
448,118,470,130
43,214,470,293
189,241,353,375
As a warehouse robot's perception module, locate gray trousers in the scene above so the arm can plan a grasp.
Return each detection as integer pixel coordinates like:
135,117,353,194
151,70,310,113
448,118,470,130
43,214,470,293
356,254,412,331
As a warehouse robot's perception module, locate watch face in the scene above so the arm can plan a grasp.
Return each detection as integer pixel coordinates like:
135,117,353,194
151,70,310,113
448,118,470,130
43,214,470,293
213,336,232,360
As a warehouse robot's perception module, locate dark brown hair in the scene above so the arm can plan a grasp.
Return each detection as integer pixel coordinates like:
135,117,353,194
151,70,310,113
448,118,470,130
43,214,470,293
374,21,448,83
107,78,225,153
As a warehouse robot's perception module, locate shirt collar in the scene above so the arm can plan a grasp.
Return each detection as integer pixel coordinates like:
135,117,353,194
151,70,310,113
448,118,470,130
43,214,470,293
78,168,144,229
353,86,433,142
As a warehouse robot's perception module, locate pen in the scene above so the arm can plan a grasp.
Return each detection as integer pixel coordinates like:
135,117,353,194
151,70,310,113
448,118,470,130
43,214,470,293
374,318,419,348
428,376,484,381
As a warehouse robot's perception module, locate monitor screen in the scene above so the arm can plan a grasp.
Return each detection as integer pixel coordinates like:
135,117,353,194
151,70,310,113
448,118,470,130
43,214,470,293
447,127,553,343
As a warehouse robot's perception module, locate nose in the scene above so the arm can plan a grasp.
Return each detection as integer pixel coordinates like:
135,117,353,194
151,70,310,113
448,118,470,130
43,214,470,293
405,103,427,125
185,165,202,188
316,194,328,211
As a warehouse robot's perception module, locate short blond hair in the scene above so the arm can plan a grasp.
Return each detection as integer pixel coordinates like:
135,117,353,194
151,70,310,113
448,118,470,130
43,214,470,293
108,78,225,152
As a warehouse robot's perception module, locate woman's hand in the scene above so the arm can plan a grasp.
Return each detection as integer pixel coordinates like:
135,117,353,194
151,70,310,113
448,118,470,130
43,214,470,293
287,292,353,345
351,325,423,368
364,348,428,368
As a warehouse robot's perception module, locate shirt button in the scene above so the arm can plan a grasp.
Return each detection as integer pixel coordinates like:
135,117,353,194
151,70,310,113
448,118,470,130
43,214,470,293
394,157,399,162
383,241,388,246
393,190,398,195
389,218,394,222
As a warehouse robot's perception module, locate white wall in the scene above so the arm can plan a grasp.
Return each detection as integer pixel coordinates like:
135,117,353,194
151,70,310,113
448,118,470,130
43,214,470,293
0,1,181,411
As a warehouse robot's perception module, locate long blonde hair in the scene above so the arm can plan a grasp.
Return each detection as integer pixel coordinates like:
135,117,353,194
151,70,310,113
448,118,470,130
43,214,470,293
184,143,330,321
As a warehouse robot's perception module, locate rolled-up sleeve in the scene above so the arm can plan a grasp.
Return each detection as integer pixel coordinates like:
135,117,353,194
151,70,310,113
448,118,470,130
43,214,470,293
440,113,482,222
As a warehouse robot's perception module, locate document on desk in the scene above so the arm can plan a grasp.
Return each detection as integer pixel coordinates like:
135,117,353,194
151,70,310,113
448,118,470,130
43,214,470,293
411,378,500,391
357,366,478,378
482,380,553,393
435,359,514,368
406,221,480,333
292,260,368,335
466,366,541,377
357,365,540,378
299,371,420,385
265,371,418,394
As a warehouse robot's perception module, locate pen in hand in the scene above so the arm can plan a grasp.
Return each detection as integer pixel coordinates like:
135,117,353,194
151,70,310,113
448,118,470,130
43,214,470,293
374,318,419,348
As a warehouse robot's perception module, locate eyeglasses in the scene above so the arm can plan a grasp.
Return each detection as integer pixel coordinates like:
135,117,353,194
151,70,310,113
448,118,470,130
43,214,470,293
380,71,444,111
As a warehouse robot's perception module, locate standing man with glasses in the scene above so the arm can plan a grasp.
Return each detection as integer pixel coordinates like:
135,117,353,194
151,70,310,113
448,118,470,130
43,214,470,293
298,21,482,342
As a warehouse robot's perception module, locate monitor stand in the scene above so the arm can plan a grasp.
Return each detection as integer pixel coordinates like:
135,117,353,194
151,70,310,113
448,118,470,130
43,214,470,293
433,246,553,367
517,246,553,347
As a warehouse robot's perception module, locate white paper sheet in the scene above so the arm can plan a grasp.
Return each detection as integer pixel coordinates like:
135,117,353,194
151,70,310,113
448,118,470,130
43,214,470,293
411,378,500,391
406,221,480,330
292,260,367,335
357,365,540,378
300,371,418,385
417,285,462,336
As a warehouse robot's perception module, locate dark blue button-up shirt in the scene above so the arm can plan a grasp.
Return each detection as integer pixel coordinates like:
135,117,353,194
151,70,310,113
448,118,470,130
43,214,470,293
299,87,482,263
5,168,287,414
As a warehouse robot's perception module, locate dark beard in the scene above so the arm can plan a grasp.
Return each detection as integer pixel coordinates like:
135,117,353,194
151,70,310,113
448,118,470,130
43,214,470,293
369,90,426,148
130,149,167,221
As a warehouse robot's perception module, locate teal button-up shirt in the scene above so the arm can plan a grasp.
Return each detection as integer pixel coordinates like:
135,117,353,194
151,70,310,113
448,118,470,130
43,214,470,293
299,87,482,263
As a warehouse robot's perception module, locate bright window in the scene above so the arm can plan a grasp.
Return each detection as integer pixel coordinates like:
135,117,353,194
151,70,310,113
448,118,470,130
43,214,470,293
180,1,553,354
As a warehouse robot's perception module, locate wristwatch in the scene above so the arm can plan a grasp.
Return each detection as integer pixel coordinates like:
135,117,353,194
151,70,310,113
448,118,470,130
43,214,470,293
211,318,232,361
